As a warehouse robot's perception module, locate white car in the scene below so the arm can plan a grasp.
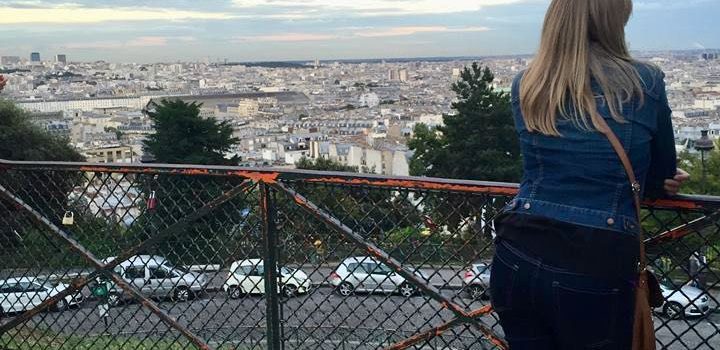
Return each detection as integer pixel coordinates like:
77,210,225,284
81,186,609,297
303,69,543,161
223,259,311,298
658,282,711,319
0,277,83,314
463,262,491,300
102,255,208,306
329,256,429,298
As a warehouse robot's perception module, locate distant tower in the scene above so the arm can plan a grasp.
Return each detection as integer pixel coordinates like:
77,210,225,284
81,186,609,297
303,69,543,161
314,59,320,68
55,54,67,64
388,68,400,81
399,69,409,82
30,52,41,62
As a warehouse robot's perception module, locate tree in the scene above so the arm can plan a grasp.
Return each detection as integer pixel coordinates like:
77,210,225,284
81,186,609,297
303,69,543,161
408,124,445,177
0,100,84,162
143,99,239,165
408,64,521,244
135,100,249,264
0,98,85,255
408,63,521,182
644,145,720,284
678,145,720,196
296,157,359,173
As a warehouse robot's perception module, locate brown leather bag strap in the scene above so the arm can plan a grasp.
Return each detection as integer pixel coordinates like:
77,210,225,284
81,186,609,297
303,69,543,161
592,115,647,270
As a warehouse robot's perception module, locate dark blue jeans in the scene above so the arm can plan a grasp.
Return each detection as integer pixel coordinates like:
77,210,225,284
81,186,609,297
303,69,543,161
490,239,636,349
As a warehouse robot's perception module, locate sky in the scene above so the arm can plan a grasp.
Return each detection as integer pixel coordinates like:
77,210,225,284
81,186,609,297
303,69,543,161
0,0,717,63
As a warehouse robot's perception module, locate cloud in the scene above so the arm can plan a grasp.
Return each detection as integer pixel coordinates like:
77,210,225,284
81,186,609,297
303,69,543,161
233,26,491,43
355,26,491,38
232,0,524,16
236,33,340,43
64,36,169,49
635,0,714,10
125,36,168,47
0,4,233,24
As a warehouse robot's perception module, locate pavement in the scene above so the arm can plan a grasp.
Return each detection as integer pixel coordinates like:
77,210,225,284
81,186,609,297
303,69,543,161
2,264,719,349
2,285,718,349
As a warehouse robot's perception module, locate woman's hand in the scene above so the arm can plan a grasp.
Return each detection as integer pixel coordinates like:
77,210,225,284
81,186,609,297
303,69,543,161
664,168,690,196
0,75,7,92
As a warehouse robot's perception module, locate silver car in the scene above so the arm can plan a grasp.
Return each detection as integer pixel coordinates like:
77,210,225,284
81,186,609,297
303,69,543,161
329,256,428,297
1,277,83,314
658,282,712,319
102,255,208,306
463,262,491,300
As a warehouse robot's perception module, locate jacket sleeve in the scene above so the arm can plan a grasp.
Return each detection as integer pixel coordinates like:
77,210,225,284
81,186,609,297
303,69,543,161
644,71,678,199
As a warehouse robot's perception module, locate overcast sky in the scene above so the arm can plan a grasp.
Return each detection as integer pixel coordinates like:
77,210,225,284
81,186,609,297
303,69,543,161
0,0,717,63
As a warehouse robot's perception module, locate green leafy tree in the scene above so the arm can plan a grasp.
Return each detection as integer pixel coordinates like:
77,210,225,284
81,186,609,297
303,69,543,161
678,144,720,196
143,99,239,165
0,99,85,254
645,144,720,283
409,63,521,182
136,100,249,264
0,100,84,162
286,157,428,263
296,157,359,173
408,124,445,177
408,64,521,241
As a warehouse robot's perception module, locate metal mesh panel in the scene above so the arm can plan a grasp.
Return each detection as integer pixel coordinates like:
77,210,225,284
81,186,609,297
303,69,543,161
0,160,718,350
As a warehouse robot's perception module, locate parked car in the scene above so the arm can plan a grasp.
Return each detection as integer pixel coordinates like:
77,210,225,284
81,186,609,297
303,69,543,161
658,282,711,319
223,259,311,298
101,255,208,306
463,262,491,300
329,256,429,297
0,277,83,315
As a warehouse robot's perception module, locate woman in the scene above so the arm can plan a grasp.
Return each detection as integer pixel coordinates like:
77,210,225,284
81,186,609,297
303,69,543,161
0,75,7,92
490,0,689,348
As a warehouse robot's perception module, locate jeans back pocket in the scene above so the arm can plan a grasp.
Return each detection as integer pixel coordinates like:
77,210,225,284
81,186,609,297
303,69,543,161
553,282,621,349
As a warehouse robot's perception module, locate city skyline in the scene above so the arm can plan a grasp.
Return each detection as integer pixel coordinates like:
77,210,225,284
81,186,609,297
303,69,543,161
0,0,718,63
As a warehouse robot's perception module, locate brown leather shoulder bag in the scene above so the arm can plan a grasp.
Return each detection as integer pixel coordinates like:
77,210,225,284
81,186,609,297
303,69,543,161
593,115,664,350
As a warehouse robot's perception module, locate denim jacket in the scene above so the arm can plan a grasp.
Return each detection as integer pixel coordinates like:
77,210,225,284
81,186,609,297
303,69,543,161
504,63,677,236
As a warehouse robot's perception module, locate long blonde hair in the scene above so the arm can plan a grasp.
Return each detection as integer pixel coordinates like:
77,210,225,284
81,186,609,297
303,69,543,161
520,0,644,135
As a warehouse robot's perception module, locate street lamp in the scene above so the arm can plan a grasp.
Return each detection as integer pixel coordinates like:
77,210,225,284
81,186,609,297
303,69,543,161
693,130,715,290
694,130,715,194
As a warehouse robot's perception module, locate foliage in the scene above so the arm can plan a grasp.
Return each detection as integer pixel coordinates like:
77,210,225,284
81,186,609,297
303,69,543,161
127,175,255,266
645,143,720,285
408,63,521,183
138,100,247,264
296,157,359,173
407,66,519,242
0,99,84,162
143,99,239,165
0,99,85,251
0,327,199,350
408,124,445,177
677,144,720,196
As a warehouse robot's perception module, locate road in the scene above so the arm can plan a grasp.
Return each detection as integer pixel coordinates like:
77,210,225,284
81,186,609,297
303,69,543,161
3,283,719,350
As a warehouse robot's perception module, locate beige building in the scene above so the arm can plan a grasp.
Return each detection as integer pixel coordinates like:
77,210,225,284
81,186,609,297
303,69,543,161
237,99,260,117
83,145,136,163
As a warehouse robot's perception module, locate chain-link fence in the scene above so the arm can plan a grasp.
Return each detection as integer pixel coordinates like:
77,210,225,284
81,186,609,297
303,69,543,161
0,159,718,350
